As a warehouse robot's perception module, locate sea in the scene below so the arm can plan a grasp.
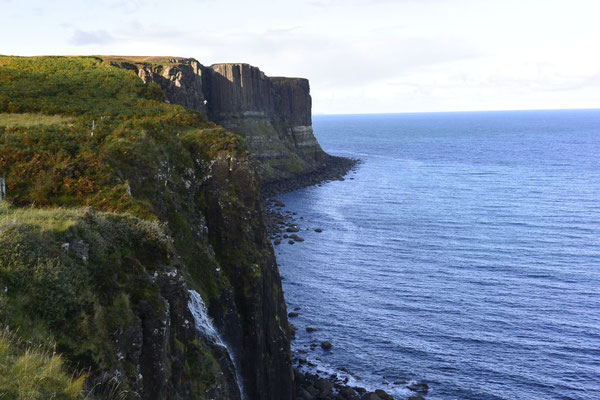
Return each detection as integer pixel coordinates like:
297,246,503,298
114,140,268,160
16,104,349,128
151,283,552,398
273,110,600,400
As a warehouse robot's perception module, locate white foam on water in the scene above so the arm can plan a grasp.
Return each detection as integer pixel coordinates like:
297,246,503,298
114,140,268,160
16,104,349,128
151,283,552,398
295,352,416,399
188,289,246,400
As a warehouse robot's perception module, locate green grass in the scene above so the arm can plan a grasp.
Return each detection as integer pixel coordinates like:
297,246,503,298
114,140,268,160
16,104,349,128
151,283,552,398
0,56,164,117
0,113,74,128
0,329,85,400
0,205,173,395
0,55,244,215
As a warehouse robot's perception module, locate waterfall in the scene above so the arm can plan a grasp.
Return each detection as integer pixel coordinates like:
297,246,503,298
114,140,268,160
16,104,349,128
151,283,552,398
188,290,245,400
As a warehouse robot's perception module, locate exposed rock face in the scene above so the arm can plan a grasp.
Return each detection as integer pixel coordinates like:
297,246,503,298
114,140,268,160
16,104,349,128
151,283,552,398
197,150,294,400
109,58,328,183
136,58,208,115
206,63,273,119
205,64,327,182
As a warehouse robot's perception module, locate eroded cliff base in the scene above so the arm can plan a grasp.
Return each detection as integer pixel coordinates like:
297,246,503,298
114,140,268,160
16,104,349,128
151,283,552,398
261,155,359,198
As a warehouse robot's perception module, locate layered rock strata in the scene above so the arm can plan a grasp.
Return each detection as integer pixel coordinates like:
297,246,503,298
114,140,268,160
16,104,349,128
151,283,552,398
110,58,328,182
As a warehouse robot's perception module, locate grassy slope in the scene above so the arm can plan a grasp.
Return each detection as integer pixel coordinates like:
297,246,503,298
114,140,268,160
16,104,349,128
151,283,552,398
0,113,74,128
0,56,239,214
0,329,85,400
0,56,261,398
0,55,248,289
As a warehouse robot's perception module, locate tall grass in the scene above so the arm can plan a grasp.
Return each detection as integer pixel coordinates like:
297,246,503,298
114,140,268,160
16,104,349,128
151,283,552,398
0,329,85,399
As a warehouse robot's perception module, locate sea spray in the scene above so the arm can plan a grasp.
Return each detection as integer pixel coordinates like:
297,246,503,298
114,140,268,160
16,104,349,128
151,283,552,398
188,289,245,399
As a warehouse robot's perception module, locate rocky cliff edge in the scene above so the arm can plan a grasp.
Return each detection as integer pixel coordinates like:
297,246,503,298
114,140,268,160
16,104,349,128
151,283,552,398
105,57,328,183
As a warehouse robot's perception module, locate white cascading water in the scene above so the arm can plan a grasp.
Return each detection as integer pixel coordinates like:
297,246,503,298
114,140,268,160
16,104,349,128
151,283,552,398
188,289,245,400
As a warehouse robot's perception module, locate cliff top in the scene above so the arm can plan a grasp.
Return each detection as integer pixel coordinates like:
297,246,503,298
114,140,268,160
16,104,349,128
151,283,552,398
98,55,196,64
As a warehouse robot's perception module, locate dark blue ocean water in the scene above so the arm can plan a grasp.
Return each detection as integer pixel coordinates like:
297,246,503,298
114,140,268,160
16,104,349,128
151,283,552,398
274,110,600,400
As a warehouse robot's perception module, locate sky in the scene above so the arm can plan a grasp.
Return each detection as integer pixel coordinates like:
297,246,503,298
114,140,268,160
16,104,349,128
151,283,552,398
1,0,600,114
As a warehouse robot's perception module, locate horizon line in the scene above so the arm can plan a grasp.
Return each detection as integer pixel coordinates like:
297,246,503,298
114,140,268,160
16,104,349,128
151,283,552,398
313,107,600,116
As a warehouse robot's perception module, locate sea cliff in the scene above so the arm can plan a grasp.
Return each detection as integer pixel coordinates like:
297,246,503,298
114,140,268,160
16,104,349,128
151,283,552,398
0,55,302,399
108,57,329,183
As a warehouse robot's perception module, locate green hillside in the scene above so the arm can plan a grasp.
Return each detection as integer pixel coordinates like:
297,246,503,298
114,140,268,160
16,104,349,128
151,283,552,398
0,56,288,399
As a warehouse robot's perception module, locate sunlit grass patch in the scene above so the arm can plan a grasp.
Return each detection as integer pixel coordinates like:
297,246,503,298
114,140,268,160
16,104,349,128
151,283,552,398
0,113,74,128
0,329,85,399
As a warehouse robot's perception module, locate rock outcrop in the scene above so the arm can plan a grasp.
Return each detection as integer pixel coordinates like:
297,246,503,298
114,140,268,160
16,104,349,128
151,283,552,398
107,58,328,183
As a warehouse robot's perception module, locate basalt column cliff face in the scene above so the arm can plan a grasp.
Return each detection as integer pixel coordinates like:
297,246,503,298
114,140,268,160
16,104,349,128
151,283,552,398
206,64,326,181
127,58,328,182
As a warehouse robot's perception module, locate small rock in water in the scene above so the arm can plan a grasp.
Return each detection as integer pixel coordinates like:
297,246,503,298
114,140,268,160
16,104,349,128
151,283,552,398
320,341,332,350
283,234,289,238
287,226,300,233
274,239,282,245
406,382,429,394
288,240,295,245
306,327,318,333
314,228,323,233
289,234,305,242
294,306,302,311
408,397,425,400
288,312,299,318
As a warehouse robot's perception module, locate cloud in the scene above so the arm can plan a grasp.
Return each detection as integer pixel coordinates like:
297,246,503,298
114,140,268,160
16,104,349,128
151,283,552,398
70,29,115,46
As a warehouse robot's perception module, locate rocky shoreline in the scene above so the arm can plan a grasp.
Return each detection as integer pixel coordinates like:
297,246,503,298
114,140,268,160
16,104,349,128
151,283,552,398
262,154,359,239
262,157,429,400
261,155,360,199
